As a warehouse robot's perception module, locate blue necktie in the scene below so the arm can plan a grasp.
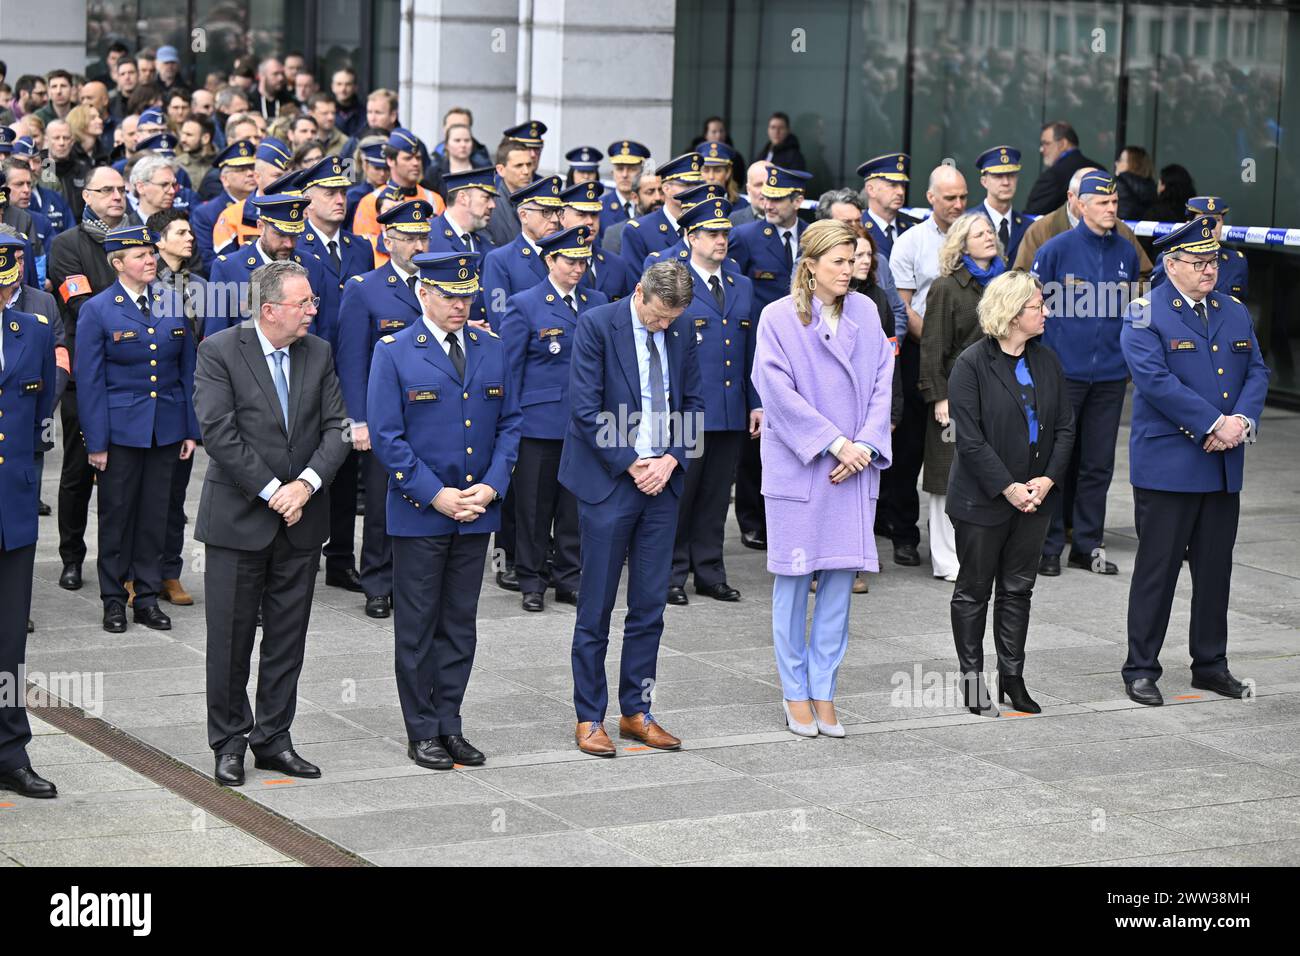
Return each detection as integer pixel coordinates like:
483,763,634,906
272,350,289,429
646,332,668,455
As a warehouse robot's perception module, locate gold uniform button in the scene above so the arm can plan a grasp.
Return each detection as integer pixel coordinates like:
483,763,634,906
724,380,731,387
464,419,471,427
1222,392,1229,399
465,474,473,482
725,360,731,367
724,338,731,345
1218,368,1224,375
149,343,157,351
150,391,157,398
147,327,155,334
1212,345,1219,352
0,457,5,465
150,375,157,382
466,447,473,454
722,319,728,325
0,434,4,441
462,392,469,400
150,360,157,367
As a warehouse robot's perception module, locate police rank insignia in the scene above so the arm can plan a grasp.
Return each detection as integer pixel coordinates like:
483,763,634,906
1169,339,1197,351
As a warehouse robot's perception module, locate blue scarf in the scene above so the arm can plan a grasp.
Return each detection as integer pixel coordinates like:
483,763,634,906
962,254,1006,288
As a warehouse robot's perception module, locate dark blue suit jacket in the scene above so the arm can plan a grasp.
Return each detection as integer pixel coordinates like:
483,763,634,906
558,298,704,505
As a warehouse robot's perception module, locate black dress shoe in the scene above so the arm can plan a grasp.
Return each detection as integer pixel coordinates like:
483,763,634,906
495,565,520,591
102,602,127,633
325,567,364,592
666,585,689,606
214,754,245,786
408,738,454,770
365,594,391,619
1068,551,1118,574
1038,554,1061,576
1191,670,1248,699
59,562,82,590
0,765,58,799
696,582,741,602
27,619,34,633
740,531,767,550
893,543,921,566
133,605,172,630
253,748,321,778
554,588,578,605
441,734,486,766
38,499,51,516
522,591,544,612
1125,678,1163,706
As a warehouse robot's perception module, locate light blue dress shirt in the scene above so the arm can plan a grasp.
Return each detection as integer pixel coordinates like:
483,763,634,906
253,320,322,500
629,296,671,458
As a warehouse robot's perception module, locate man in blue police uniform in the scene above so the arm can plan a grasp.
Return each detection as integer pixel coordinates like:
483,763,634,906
565,146,602,185
480,175,564,331
621,152,704,269
191,139,258,272
1150,196,1248,299
205,192,328,339
0,240,59,799
501,225,607,612
729,164,811,549
75,225,199,633
665,198,757,606
858,153,918,259
698,141,737,195
337,198,432,617
560,261,703,758
1119,217,1269,706
972,145,1029,265
600,139,651,231
367,251,522,771
1032,170,1139,577
296,155,377,596
503,120,547,178
641,182,730,271
558,179,636,302
426,166,497,326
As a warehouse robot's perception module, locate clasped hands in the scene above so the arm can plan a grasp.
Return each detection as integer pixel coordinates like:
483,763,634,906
433,483,496,522
1003,476,1054,513
1203,416,1246,454
268,479,312,526
830,440,872,484
628,455,678,496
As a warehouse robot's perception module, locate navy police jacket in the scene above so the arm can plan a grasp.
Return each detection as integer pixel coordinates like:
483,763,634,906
0,307,56,550
336,262,422,424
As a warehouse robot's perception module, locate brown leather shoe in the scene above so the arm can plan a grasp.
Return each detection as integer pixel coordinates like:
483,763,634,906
124,580,135,607
161,578,194,606
618,713,681,750
575,721,616,757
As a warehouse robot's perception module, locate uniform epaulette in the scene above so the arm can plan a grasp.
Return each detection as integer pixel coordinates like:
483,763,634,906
486,329,500,338
647,251,661,260
1230,295,1241,304
352,274,364,282
1236,250,1245,258
217,255,227,262
380,334,396,344
629,220,640,228
35,313,48,324
1132,297,1149,308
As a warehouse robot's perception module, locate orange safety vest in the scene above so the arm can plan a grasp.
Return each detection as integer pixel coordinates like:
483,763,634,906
211,198,261,257
351,183,443,243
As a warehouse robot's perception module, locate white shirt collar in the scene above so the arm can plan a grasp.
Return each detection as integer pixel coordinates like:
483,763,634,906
422,315,463,351
662,208,680,232
983,201,1008,229
311,220,340,245
253,319,286,357
549,278,577,301
255,240,277,265
391,259,417,284
868,209,895,232
445,211,472,241
690,259,721,285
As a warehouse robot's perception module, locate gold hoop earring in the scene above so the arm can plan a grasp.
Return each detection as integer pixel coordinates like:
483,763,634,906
806,274,816,291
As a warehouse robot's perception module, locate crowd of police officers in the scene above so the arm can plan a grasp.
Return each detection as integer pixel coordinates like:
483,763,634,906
0,110,1270,797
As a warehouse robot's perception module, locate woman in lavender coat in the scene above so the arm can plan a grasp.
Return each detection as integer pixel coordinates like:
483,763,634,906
752,220,895,738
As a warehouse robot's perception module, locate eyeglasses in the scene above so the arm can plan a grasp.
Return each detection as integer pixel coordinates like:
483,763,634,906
1022,302,1046,313
1172,257,1219,273
148,179,180,191
269,296,320,311
85,185,127,196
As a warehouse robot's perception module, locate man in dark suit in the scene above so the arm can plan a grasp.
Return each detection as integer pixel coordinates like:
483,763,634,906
1023,121,1102,216
193,260,350,787
559,261,703,758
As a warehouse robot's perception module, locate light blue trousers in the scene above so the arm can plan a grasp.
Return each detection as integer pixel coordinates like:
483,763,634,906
771,569,855,700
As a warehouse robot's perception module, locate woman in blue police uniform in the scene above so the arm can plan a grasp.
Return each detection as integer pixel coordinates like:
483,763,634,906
558,180,636,302
1119,217,1270,707
367,251,522,771
666,198,758,605
75,225,199,633
0,238,59,799
501,226,608,611
336,199,433,618
1149,196,1249,299
564,146,603,187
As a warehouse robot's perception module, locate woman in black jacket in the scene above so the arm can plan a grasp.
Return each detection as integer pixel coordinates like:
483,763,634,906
946,271,1075,716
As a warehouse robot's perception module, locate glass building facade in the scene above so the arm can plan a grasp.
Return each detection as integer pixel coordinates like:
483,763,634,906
673,0,1300,403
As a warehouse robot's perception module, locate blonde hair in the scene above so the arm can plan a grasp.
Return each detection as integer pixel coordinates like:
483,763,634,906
791,219,858,326
938,212,994,276
977,270,1040,338
65,104,99,144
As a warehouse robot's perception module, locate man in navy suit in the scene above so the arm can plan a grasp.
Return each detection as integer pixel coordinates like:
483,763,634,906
559,261,703,757
500,225,608,612
0,239,59,799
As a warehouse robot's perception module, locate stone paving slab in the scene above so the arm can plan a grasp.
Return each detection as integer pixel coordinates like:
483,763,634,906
13,407,1300,865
